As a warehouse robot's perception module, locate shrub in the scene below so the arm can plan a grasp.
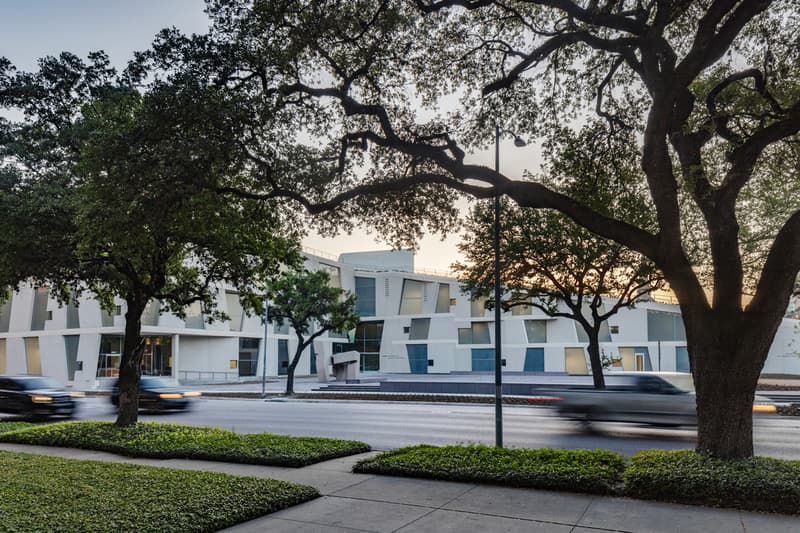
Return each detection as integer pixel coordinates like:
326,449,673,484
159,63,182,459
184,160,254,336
354,444,625,495
0,450,318,532
0,421,35,434
0,421,370,467
624,450,800,514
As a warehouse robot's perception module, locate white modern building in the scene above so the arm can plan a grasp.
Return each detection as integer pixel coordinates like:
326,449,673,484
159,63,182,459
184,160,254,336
1,249,799,389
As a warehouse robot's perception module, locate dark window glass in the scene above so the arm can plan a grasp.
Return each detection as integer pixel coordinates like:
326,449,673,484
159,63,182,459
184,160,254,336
355,277,376,316
435,284,450,313
31,287,49,331
64,335,80,381
524,320,547,343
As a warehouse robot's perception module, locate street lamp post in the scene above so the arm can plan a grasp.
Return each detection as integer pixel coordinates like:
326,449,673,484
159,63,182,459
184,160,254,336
261,297,269,398
494,125,526,448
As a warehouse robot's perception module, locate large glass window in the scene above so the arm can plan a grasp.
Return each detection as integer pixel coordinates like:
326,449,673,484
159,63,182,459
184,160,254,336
226,292,244,332
435,284,451,313
524,320,548,343
406,344,428,374
354,321,383,371
647,310,686,341
238,337,260,376
408,318,430,340
278,339,289,375
399,280,425,314
97,335,123,377
355,277,376,316
31,287,49,331
471,348,495,371
273,318,290,334
24,337,42,375
511,299,532,316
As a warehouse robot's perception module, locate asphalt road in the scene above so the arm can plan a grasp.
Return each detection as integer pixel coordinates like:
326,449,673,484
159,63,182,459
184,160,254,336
72,396,800,459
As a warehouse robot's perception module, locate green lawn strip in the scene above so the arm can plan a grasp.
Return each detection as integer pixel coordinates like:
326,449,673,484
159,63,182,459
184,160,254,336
624,450,800,514
0,420,370,467
0,450,318,533
354,444,625,495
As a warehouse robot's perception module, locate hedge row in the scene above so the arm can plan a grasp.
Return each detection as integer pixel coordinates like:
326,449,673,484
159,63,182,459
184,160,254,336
0,450,318,532
356,445,800,514
0,420,370,467
354,444,626,495
624,450,800,514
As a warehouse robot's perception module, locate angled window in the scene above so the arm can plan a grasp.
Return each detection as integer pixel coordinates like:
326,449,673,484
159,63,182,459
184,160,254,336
435,283,451,313
31,287,49,331
511,299,532,316
524,320,547,343
66,295,80,329
24,337,42,375
647,310,686,341
399,279,425,314
142,299,160,327
184,301,204,329
64,335,80,381
225,292,244,332
408,318,431,340
470,296,487,317
457,328,472,344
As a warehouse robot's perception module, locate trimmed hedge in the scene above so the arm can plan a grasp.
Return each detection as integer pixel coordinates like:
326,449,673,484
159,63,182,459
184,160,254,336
624,450,800,514
0,421,35,434
354,444,625,495
0,450,317,532
0,420,370,467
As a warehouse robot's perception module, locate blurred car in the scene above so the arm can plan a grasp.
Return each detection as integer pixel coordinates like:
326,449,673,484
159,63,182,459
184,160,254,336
110,376,201,412
0,375,79,419
555,372,777,429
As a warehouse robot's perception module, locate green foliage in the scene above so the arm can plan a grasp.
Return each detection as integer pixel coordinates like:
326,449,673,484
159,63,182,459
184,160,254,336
354,444,625,495
0,421,35,434
0,421,370,467
0,450,318,533
267,266,360,393
624,450,800,515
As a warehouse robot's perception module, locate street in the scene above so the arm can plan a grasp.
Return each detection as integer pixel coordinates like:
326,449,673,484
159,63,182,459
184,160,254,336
72,396,800,459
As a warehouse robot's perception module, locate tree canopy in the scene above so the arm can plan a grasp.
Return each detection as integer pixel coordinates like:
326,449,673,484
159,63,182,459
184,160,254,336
0,52,299,424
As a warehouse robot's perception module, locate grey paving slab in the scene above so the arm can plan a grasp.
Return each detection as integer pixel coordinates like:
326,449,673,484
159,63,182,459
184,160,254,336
301,451,381,472
570,528,626,533
263,468,374,495
739,510,800,533
393,509,574,533
578,497,745,533
443,484,595,524
332,476,475,507
270,495,433,533
221,516,375,533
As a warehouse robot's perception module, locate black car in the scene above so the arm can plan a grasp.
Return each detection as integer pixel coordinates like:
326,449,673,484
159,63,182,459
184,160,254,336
110,376,200,412
0,375,79,419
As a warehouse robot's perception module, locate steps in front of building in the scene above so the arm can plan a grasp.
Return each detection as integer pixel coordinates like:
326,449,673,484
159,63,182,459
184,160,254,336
314,384,382,392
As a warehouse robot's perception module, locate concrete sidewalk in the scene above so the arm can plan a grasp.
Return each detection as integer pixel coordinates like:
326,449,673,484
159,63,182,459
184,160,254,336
1,443,796,532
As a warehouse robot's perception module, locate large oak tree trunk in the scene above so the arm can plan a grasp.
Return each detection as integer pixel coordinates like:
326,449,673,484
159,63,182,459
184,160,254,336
115,298,147,426
685,308,780,458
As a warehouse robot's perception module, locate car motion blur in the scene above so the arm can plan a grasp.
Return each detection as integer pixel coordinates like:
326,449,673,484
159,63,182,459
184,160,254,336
0,375,79,419
555,372,777,429
111,376,201,412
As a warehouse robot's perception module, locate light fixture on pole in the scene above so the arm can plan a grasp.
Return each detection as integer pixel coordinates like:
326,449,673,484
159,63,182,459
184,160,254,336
494,124,526,448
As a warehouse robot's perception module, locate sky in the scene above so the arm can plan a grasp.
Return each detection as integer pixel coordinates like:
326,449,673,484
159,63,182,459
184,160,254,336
1,0,538,273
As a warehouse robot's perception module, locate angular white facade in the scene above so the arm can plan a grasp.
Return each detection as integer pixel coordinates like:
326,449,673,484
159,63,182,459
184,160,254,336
1,250,799,388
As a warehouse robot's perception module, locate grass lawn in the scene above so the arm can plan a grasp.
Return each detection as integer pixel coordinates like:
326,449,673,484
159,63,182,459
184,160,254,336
0,450,318,533
0,420,370,467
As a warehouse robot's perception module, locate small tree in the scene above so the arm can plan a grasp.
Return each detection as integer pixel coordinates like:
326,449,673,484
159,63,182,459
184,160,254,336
456,200,663,389
267,267,360,395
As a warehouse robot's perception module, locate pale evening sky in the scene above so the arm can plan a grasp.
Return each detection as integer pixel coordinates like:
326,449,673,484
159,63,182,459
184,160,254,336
1,0,539,273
